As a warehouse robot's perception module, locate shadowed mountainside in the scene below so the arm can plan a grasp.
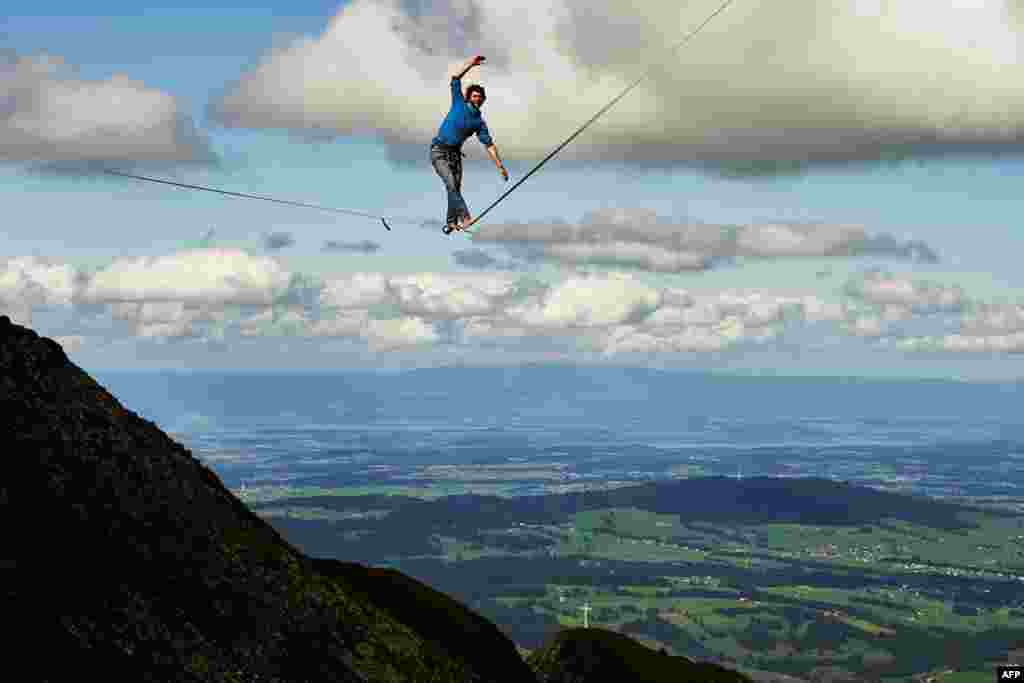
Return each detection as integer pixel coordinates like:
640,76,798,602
0,315,536,682
527,627,751,683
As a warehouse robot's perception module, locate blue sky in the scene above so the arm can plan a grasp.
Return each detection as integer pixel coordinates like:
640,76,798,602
3,1,1024,377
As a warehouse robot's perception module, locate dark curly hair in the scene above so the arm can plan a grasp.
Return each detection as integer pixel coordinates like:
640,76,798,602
465,84,486,103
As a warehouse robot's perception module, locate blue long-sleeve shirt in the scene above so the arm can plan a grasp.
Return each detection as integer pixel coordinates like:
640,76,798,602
431,78,493,149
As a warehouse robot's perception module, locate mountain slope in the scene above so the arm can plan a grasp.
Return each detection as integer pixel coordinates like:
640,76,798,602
0,315,535,682
527,628,752,683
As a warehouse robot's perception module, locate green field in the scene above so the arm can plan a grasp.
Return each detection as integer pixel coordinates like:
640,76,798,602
936,671,992,683
492,509,1024,678
254,492,1024,681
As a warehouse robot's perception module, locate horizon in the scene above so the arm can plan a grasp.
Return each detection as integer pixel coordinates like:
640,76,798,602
89,361,1024,385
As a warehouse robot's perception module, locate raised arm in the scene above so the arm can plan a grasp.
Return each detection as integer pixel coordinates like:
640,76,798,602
450,55,485,81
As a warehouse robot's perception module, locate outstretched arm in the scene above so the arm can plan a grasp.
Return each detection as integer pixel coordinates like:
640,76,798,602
486,144,508,181
476,122,506,180
450,55,485,80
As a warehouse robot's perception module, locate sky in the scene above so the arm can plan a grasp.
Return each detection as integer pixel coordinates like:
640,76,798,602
3,0,1024,378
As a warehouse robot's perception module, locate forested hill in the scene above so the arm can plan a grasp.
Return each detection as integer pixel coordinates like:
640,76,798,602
260,474,983,538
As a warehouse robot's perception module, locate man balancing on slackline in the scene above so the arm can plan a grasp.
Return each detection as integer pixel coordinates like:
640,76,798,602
430,55,508,234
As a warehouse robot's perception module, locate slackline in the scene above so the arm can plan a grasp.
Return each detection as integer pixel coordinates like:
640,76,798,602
100,169,419,231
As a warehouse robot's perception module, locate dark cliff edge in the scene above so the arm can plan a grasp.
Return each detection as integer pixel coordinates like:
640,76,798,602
527,628,752,683
0,315,536,682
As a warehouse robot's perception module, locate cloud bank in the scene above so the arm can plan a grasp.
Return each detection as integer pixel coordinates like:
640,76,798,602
897,301,1024,355
1,52,212,165
843,269,966,314
471,208,941,273
6,249,1023,362
210,0,1024,169
79,249,291,306
841,270,1024,355
0,256,79,325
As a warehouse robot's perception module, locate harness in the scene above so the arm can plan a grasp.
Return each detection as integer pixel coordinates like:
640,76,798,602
435,145,467,164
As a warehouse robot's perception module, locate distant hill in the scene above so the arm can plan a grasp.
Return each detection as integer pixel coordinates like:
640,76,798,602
260,473,983,551
527,627,751,683
0,315,535,682
556,476,982,529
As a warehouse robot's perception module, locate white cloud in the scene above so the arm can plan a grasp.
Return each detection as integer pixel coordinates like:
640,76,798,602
472,209,939,273
83,248,291,306
460,318,536,343
389,272,519,318
307,309,372,338
210,0,1024,168
900,332,1024,354
364,316,439,350
135,319,196,340
308,271,820,356
11,246,1024,362
0,256,80,325
320,272,393,310
600,324,734,355
308,307,439,349
833,275,1024,356
318,271,521,318
646,304,719,327
0,256,78,305
844,270,966,313
736,223,865,258
0,253,248,341
1,52,211,164
542,242,709,272
896,302,1024,355
106,300,232,340
0,248,295,343
881,304,913,321
961,303,1024,335
846,315,885,338
712,292,796,326
507,273,660,328
52,334,84,353
586,288,815,356
800,296,848,323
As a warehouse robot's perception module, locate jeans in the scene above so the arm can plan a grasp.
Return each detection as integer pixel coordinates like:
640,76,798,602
430,144,469,226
